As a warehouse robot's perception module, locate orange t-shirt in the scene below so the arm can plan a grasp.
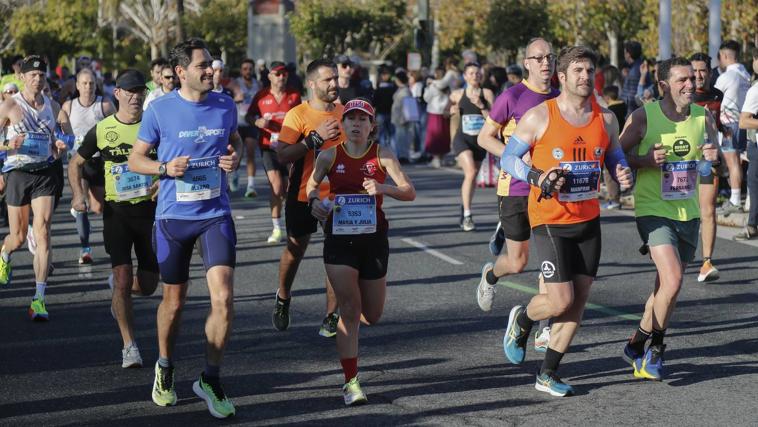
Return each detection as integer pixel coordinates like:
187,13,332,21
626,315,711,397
528,98,609,227
279,101,345,202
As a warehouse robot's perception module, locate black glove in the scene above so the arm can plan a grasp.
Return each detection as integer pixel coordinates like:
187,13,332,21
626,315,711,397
304,131,325,150
537,168,566,202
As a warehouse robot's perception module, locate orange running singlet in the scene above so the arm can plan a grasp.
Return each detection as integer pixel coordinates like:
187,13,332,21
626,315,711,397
528,98,609,228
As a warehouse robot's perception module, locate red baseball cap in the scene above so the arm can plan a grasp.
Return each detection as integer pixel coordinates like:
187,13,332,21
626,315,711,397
343,99,375,118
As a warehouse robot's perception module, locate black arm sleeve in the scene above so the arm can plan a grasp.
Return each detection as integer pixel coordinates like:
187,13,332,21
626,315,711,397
77,126,98,160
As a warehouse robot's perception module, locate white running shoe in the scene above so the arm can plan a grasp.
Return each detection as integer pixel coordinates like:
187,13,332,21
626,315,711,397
267,228,285,244
476,262,496,312
122,344,143,368
534,327,551,353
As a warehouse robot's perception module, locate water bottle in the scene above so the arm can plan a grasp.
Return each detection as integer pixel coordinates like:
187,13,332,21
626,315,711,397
321,198,333,212
698,135,711,177
55,130,75,150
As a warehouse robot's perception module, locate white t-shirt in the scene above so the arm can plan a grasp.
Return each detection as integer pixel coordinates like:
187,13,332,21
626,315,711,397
715,63,751,125
742,81,758,143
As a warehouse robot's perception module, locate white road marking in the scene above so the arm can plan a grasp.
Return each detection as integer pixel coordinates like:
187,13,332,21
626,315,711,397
401,238,465,265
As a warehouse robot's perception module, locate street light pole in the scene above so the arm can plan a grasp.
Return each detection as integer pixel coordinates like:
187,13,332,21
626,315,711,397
708,0,721,68
247,0,255,60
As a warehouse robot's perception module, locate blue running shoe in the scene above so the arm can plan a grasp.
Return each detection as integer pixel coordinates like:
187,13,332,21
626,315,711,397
488,222,505,256
633,344,666,381
535,370,574,397
503,305,531,364
622,343,643,365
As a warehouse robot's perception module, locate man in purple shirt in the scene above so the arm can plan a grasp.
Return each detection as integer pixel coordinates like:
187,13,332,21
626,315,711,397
475,37,560,350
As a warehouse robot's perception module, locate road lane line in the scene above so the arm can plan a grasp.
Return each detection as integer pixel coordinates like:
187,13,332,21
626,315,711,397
496,280,641,321
401,238,465,265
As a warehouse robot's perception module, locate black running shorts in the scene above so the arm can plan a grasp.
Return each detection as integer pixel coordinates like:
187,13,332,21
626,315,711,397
498,196,530,242
260,147,288,175
323,232,389,280
286,199,318,238
5,166,58,207
533,217,601,283
103,201,159,272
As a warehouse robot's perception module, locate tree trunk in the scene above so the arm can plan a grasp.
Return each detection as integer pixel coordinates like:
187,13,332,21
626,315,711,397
175,0,184,42
606,28,618,67
151,43,159,60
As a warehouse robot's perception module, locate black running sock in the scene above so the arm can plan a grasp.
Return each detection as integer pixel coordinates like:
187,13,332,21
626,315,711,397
204,363,220,379
540,348,565,376
486,269,499,285
628,327,651,354
650,328,666,347
516,307,535,331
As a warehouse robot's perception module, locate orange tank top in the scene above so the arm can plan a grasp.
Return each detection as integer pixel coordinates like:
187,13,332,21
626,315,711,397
528,98,609,227
325,142,387,235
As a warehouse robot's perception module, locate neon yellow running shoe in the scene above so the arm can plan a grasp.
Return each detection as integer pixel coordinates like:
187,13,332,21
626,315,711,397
193,373,235,418
342,376,368,406
28,298,48,321
0,254,11,286
152,362,177,407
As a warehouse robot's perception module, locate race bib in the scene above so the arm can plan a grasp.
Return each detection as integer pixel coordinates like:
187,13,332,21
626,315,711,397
461,114,485,136
661,161,697,200
558,161,601,202
18,132,50,158
175,156,221,202
111,163,152,201
332,194,377,235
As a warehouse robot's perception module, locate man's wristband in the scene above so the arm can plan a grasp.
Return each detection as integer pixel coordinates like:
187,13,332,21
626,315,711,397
526,167,543,186
304,131,324,150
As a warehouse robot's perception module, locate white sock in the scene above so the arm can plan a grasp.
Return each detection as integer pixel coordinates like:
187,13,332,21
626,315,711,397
1,248,9,263
272,217,283,230
730,189,741,206
247,176,255,188
463,209,472,217
35,282,46,299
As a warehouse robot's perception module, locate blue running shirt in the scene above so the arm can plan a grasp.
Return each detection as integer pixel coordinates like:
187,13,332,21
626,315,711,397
138,91,238,220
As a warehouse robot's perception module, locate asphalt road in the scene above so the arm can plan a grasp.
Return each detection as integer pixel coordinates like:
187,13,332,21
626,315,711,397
1,162,757,426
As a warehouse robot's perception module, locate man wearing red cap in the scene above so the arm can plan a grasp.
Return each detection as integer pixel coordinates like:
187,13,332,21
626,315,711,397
247,61,301,244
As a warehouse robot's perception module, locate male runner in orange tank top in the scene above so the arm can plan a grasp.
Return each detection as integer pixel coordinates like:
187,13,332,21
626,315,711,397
499,46,634,396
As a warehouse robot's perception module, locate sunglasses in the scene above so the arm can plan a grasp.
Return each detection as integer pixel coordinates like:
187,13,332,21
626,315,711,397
162,75,176,80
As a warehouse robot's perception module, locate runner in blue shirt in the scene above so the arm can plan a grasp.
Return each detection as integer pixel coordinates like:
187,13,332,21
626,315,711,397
128,38,242,419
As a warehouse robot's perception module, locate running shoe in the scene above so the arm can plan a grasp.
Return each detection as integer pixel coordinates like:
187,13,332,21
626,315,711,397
503,305,531,365
244,186,257,198
193,373,236,418
716,200,742,216
733,225,758,241
267,228,285,244
272,292,291,331
342,376,368,406
28,298,48,321
79,247,93,265
0,254,10,286
697,259,719,283
228,171,239,192
535,370,574,397
476,262,496,312
122,344,143,368
622,342,643,365
152,362,177,407
601,200,621,210
633,344,666,381
488,221,505,256
461,215,476,232
27,224,37,255
319,312,339,338
534,327,551,353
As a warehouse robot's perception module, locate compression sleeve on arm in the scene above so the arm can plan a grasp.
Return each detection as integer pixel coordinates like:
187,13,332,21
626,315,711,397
500,135,541,186
605,147,629,183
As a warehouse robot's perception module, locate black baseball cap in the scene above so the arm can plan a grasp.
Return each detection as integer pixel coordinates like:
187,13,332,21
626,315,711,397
116,69,147,90
334,54,353,65
20,55,47,73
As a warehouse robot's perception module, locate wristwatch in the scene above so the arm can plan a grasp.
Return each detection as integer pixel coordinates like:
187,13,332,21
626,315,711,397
158,162,167,177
